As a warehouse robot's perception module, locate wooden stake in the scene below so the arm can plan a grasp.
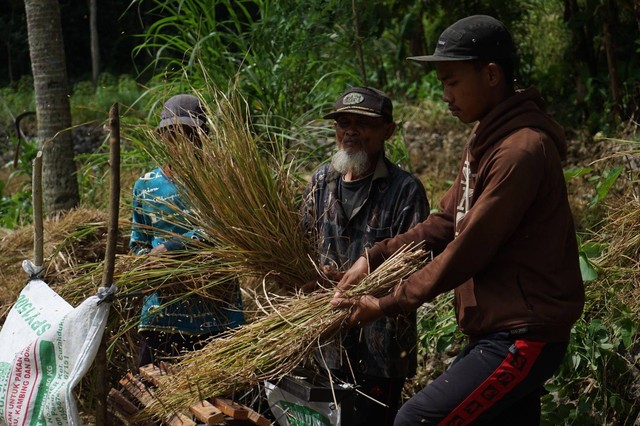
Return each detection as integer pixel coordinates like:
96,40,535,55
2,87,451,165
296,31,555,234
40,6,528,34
101,102,121,289
96,102,121,426
32,150,43,268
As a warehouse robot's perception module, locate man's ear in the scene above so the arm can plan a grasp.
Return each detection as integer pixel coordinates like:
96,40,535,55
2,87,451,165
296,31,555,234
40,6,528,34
486,63,503,87
384,121,397,140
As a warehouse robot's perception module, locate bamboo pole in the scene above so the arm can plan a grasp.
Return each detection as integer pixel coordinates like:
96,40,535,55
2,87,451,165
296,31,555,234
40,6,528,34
32,150,43,268
96,103,120,425
102,102,121,289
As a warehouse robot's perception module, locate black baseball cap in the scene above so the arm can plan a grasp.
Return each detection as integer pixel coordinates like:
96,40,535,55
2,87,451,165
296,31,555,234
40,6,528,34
158,94,206,129
323,87,393,122
408,15,514,63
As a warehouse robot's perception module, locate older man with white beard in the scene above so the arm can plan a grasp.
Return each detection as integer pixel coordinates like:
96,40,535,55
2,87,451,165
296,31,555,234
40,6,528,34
300,86,430,426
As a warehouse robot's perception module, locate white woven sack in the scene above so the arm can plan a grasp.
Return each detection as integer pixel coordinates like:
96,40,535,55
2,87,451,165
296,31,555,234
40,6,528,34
0,260,114,426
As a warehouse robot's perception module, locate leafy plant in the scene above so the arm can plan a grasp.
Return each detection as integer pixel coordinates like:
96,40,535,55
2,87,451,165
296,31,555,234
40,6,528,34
0,137,38,228
417,293,461,356
411,292,464,399
0,75,36,131
70,73,146,125
564,161,625,231
588,166,623,209
131,0,454,131
386,126,413,172
0,181,32,229
577,234,603,282
543,314,639,425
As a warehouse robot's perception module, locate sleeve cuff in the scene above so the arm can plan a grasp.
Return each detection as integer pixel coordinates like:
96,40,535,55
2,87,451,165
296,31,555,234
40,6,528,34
163,239,185,251
378,294,404,317
366,244,387,271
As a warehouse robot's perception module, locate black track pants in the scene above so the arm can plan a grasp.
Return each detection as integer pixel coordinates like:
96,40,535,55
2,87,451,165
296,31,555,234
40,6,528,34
394,331,567,425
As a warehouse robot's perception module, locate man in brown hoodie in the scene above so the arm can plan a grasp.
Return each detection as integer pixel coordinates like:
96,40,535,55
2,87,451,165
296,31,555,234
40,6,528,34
331,15,585,425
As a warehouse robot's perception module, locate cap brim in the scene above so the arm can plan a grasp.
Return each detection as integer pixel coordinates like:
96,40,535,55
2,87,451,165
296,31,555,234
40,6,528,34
157,116,204,129
407,54,477,62
323,109,383,120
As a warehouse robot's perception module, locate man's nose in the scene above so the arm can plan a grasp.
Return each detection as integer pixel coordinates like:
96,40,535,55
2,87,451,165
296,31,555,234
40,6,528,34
441,87,453,104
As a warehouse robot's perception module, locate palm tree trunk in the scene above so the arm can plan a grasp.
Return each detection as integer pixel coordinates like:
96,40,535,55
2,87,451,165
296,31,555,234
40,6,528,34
89,0,100,90
603,0,622,118
24,0,79,215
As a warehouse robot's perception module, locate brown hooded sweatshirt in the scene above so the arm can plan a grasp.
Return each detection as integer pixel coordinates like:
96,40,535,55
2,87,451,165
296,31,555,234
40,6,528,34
371,87,584,342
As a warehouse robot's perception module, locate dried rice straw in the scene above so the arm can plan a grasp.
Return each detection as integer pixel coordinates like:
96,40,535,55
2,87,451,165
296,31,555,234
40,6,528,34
144,86,317,289
140,243,428,422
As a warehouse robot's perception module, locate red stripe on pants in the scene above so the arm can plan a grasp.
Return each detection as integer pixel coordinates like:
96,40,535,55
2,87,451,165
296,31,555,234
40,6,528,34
438,340,546,426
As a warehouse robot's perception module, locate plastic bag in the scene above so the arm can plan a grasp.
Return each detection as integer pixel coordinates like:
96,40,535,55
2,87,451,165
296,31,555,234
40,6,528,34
265,381,341,426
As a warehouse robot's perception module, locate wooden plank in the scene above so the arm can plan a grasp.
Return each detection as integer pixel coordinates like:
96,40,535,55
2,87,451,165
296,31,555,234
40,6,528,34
189,400,225,425
212,398,249,420
107,388,139,416
119,368,265,426
109,407,134,426
165,412,197,426
119,375,195,425
246,406,272,426
159,361,176,375
119,372,155,407
139,363,164,386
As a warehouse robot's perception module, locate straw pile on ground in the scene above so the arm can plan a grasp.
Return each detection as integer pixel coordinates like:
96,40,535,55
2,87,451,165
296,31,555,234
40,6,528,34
0,207,128,321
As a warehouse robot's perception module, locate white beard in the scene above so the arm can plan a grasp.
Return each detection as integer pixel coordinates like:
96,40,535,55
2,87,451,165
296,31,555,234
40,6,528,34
331,149,370,177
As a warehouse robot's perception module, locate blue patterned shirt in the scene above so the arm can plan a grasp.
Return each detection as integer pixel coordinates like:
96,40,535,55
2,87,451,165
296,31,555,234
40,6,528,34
130,167,244,335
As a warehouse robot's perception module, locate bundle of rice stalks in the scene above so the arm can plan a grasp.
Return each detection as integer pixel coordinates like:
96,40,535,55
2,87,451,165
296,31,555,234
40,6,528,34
143,86,317,289
140,243,428,422
56,249,247,337
58,250,240,302
49,84,324,353
23,82,315,310
18,248,253,383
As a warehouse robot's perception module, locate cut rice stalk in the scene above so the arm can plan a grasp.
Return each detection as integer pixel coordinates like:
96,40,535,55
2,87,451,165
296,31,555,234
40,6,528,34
139,243,428,422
